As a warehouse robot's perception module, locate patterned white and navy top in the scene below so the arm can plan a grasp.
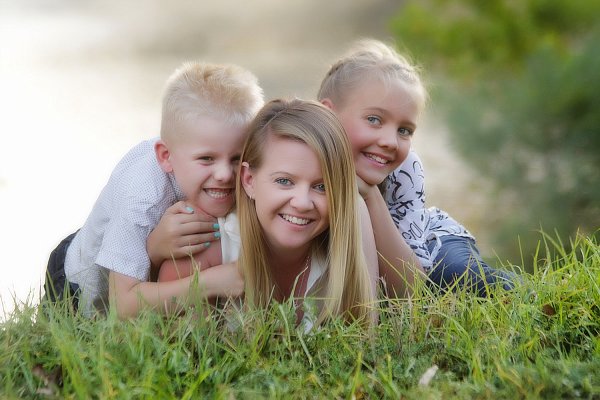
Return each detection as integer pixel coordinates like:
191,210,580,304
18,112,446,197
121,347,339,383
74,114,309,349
382,150,474,271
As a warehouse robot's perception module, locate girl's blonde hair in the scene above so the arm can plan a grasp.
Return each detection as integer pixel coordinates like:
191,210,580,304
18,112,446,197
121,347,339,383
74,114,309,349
160,61,264,140
237,98,374,326
317,39,427,110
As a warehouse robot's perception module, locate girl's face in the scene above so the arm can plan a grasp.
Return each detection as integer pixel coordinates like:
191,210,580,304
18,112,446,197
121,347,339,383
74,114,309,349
241,135,329,255
329,78,421,186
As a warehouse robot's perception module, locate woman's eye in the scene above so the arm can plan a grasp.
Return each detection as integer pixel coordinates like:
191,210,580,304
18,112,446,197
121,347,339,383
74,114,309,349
366,115,382,125
275,178,292,186
314,183,326,193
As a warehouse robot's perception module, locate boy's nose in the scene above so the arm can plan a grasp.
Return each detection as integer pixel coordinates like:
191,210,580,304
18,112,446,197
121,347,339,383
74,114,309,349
214,164,234,182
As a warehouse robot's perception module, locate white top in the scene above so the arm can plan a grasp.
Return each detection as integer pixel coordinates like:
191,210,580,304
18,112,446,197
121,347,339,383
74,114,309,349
299,250,328,332
65,138,186,315
383,150,474,270
219,212,241,264
220,212,327,305
221,219,328,333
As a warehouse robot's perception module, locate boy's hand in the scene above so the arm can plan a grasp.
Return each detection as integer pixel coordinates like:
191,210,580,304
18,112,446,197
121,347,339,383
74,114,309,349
147,201,220,269
196,262,245,299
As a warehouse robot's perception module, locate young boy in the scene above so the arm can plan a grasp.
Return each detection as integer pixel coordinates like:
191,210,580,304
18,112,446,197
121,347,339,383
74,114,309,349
44,61,264,318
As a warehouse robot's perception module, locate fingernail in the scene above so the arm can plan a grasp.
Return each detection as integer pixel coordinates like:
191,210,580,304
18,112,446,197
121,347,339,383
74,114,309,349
214,232,221,238
185,206,194,213
203,242,211,248
212,223,220,230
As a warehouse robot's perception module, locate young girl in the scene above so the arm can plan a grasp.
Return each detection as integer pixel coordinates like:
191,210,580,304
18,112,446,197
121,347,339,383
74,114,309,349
318,39,516,297
158,99,378,327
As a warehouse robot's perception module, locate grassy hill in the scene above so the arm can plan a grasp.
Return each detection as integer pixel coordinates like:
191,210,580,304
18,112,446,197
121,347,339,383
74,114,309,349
1,232,598,398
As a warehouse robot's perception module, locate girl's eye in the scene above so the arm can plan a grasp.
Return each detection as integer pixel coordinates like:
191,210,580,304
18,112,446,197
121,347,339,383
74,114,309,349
398,127,414,137
314,183,326,193
275,177,292,186
198,156,213,162
366,115,382,125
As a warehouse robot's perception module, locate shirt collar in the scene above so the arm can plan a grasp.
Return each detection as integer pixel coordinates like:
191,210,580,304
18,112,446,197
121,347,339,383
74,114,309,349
168,173,186,202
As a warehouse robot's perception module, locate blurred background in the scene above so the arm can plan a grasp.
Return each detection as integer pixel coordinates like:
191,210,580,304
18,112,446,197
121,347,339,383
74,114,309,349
1,0,598,318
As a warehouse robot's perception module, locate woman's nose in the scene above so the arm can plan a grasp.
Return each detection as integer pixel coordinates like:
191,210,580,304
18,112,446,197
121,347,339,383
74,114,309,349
289,188,314,211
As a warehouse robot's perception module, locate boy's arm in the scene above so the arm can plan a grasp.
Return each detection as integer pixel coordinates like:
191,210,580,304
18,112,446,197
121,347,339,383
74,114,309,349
360,179,425,298
147,201,221,277
108,262,244,318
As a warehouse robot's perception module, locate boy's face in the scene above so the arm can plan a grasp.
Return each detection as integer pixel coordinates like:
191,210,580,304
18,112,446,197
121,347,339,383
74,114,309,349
330,78,420,186
164,117,246,217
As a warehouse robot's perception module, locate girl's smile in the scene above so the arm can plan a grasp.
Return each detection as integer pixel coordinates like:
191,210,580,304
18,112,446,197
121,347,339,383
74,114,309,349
328,78,420,185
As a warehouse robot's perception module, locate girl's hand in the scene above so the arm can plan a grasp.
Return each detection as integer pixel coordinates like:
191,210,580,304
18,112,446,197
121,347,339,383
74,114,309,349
147,201,220,270
356,175,378,200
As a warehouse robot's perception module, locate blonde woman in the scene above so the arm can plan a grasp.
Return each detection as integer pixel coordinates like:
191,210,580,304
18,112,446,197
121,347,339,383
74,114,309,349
238,99,378,327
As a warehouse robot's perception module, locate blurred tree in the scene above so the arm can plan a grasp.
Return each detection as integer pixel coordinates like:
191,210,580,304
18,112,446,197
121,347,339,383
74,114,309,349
390,0,600,265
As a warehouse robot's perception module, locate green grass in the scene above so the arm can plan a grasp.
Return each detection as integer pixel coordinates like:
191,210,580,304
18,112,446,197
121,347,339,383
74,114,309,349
2,232,599,399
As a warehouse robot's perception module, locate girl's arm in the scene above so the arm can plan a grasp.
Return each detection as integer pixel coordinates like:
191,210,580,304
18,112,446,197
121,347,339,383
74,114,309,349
357,196,379,298
108,262,244,319
360,181,425,298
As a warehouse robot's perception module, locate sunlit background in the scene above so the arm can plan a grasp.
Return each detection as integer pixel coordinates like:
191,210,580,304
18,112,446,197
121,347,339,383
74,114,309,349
2,0,597,319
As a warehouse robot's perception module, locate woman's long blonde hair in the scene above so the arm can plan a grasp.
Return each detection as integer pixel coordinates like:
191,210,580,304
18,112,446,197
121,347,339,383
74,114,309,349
236,99,374,325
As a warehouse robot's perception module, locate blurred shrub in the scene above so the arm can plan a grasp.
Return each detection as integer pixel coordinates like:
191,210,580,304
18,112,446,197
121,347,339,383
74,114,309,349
390,0,600,264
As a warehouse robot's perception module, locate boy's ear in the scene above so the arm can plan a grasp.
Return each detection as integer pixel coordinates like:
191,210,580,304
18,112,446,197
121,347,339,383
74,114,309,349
154,140,173,173
240,161,255,199
320,98,335,111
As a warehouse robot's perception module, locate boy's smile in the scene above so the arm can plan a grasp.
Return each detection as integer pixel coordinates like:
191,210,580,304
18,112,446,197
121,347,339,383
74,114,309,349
205,188,233,199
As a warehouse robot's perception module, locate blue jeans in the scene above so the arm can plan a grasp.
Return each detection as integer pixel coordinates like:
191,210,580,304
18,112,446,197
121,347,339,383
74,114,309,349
427,235,517,297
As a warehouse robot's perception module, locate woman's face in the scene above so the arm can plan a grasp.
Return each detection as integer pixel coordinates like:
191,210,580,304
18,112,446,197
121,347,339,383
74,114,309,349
241,135,329,255
329,78,420,185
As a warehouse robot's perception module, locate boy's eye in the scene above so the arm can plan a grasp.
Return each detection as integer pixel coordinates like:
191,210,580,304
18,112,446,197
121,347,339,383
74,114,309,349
275,177,292,186
198,156,213,162
366,115,382,125
314,183,326,193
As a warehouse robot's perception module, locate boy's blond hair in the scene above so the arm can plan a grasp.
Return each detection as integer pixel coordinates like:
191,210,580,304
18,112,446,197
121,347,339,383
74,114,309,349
160,61,264,140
